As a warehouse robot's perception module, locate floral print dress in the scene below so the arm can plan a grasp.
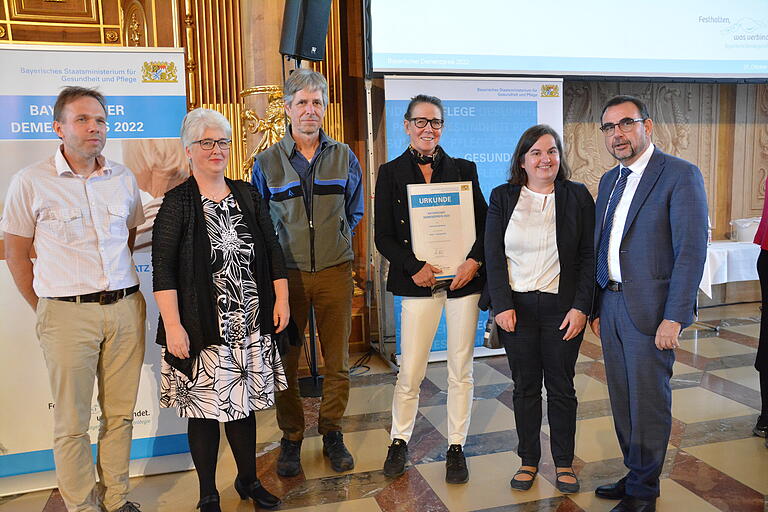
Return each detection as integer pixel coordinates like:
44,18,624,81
160,194,287,421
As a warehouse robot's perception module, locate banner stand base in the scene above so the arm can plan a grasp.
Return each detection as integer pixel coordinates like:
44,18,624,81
0,452,194,498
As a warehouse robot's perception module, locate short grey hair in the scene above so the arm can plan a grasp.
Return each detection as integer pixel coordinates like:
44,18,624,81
180,108,232,149
283,69,329,107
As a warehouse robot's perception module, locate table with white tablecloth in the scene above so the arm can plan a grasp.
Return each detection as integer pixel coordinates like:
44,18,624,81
699,241,760,298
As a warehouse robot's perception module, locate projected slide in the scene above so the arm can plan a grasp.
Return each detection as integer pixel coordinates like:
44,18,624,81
384,76,563,354
371,0,768,78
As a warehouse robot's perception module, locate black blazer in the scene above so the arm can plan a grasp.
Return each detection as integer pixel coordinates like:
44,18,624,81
152,177,287,377
374,149,488,298
484,180,595,315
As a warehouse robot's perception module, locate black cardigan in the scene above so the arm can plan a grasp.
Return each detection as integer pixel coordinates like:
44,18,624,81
483,180,595,314
152,176,287,377
374,149,488,298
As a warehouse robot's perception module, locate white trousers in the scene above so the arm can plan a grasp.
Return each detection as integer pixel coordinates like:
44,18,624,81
391,291,480,446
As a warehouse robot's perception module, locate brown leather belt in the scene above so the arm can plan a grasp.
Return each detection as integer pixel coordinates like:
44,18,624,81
49,284,139,305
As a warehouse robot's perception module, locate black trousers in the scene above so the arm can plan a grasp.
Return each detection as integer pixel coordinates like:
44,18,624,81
757,250,768,418
500,291,582,467
757,249,768,373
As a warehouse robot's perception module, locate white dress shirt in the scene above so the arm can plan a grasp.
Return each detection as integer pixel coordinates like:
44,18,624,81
606,143,655,282
504,186,560,293
1,146,145,297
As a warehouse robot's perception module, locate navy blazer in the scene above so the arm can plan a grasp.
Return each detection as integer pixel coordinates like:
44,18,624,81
374,149,487,298
484,180,595,315
592,147,708,335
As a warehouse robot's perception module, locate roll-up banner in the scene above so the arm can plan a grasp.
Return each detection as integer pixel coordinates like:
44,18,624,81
0,45,191,496
382,76,564,361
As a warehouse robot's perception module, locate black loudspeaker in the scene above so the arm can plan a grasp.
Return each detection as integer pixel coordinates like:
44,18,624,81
279,0,332,62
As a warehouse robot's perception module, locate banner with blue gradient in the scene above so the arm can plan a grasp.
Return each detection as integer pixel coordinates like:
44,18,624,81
0,95,187,140
0,46,191,496
383,76,563,355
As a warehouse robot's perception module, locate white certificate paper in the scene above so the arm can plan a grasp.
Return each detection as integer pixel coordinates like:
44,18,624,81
407,181,476,281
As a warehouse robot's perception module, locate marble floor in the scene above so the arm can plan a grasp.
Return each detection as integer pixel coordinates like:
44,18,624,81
2,303,766,511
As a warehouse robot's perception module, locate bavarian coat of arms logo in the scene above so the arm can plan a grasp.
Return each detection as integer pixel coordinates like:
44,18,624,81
142,61,178,83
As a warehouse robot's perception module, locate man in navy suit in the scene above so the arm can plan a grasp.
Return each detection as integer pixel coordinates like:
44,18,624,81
590,95,708,512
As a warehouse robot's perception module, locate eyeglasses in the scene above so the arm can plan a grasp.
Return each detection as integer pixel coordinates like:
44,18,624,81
193,138,232,150
409,117,444,129
599,118,646,136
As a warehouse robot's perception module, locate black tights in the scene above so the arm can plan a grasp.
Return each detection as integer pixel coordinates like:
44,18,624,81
187,413,257,499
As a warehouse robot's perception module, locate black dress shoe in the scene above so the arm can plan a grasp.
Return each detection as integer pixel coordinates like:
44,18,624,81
234,478,281,509
595,476,627,499
509,467,537,491
555,470,580,494
196,493,221,512
610,496,656,512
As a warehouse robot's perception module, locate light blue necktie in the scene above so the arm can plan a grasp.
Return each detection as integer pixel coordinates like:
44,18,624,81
596,167,632,288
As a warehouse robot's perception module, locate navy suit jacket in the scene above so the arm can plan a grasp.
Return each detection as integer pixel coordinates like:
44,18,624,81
593,147,708,336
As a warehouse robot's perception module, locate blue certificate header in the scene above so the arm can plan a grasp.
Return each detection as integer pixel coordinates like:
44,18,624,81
410,192,460,208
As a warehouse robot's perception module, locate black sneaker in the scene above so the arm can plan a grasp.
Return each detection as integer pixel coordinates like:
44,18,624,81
322,431,355,472
445,444,469,484
276,438,302,477
383,438,408,477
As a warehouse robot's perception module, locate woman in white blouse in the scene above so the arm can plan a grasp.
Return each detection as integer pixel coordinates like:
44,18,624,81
484,125,595,494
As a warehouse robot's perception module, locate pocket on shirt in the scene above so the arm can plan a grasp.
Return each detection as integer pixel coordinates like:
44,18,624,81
107,204,129,237
39,207,84,243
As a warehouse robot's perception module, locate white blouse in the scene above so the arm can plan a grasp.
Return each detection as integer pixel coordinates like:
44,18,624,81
504,186,560,294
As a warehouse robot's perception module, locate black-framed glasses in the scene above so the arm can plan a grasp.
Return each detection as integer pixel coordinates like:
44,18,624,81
193,138,232,150
409,117,444,129
599,118,646,136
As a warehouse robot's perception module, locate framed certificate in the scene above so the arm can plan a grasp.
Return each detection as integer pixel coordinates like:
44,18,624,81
407,181,476,281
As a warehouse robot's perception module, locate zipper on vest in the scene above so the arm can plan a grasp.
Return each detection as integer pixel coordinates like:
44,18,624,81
306,144,331,273
309,218,315,272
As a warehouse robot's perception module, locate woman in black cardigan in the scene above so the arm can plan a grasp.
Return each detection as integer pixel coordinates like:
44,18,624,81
484,125,595,494
375,95,487,484
152,108,287,511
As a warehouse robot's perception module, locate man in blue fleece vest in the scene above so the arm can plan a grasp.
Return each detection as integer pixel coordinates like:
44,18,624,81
251,69,364,476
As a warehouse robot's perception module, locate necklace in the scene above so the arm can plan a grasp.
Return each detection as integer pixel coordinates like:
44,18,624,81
200,183,229,202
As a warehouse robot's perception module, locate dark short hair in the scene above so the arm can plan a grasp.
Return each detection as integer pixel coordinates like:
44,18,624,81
600,95,650,123
53,86,107,122
403,94,444,120
508,124,571,185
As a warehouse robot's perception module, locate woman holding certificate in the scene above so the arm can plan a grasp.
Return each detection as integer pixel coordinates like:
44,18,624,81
375,94,487,483
484,125,595,494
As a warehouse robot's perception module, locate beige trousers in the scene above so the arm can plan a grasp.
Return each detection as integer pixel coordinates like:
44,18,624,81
391,292,480,446
36,292,146,512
